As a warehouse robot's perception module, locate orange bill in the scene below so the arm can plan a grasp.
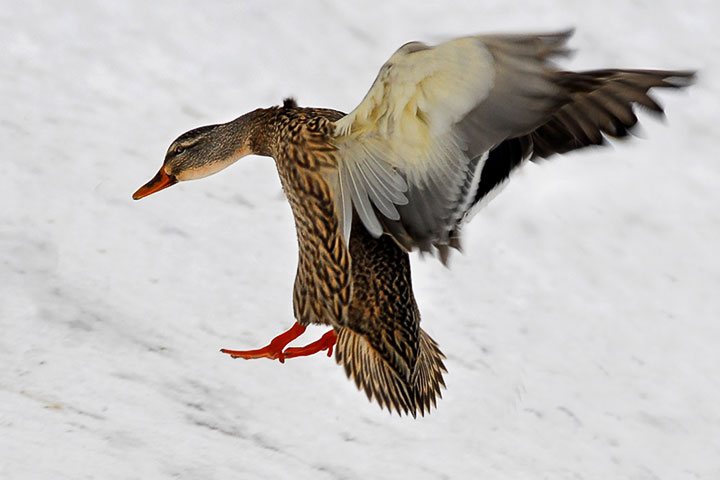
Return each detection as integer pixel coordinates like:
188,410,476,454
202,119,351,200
132,168,178,200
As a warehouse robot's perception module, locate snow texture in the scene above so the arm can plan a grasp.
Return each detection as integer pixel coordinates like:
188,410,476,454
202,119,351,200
2,1,719,479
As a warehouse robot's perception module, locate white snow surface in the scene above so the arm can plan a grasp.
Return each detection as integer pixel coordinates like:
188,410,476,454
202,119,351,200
2,1,719,478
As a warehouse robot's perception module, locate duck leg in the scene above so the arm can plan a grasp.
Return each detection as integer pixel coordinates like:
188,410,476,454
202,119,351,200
220,322,336,363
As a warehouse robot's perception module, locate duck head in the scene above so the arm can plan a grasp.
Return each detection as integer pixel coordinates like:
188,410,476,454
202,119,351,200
133,111,264,200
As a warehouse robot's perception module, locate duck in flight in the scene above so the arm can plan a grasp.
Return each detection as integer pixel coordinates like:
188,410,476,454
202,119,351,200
133,30,693,416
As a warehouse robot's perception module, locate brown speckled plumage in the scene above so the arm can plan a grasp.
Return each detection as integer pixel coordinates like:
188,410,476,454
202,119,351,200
255,103,446,416
134,31,693,416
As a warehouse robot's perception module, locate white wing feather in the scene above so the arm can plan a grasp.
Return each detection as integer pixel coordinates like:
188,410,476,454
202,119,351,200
331,32,572,252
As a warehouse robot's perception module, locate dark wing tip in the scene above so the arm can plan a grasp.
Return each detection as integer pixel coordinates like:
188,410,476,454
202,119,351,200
282,97,298,108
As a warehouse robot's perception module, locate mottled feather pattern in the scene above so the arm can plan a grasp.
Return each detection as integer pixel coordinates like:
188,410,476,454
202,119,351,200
144,30,693,417
336,222,446,416
269,106,446,413
268,106,351,327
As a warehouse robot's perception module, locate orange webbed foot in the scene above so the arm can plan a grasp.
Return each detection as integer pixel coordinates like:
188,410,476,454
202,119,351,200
220,323,337,363
283,329,337,359
221,322,306,363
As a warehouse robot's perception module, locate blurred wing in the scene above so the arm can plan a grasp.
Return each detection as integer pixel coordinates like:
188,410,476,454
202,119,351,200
527,69,696,159
459,68,695,225
330,31,573,254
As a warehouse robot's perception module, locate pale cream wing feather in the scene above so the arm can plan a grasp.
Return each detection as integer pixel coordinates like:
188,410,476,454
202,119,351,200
331,31,572,252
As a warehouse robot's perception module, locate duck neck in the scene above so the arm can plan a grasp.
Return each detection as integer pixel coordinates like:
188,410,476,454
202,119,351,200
224,106,284,159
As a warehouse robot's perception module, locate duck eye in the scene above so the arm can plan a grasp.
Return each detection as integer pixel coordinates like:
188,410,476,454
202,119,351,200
174,146,184,155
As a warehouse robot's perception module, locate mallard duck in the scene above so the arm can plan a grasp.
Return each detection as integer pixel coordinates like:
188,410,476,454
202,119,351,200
133,30,693,416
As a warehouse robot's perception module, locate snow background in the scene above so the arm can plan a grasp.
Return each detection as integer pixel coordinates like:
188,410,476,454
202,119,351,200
2,1,719,478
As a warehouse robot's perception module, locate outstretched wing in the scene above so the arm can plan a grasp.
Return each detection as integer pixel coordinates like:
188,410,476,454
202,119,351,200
331,31,574,255
329,31,693,260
